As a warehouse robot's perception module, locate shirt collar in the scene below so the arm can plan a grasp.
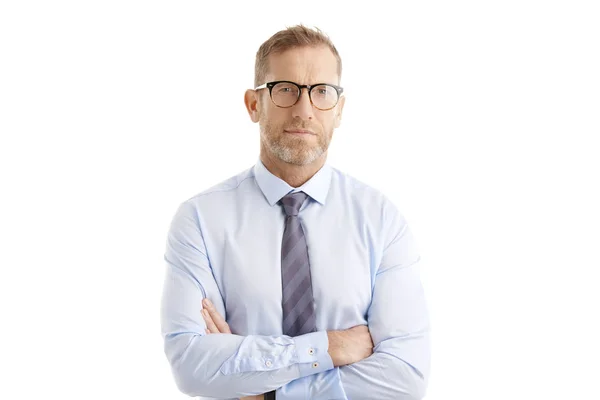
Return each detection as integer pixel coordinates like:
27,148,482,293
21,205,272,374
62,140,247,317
253,158,332,206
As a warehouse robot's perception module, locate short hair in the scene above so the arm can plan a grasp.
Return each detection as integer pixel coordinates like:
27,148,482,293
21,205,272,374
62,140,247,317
254,25,342,88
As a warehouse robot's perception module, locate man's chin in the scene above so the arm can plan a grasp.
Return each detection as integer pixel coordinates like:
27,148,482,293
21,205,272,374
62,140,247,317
277,150,324,166
283,158,312,166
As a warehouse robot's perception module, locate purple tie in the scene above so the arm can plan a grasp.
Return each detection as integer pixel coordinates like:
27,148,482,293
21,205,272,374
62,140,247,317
279,191,316,337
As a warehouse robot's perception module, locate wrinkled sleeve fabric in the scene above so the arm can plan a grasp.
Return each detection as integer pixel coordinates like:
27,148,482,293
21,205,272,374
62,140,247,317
160,200,333,399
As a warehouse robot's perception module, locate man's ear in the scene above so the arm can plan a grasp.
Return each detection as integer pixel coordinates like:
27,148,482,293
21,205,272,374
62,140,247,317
244,89,261,123
334,96,345,128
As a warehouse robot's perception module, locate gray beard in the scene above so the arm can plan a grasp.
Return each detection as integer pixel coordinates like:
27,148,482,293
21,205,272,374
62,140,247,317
264,135,326,166
260,121,331,166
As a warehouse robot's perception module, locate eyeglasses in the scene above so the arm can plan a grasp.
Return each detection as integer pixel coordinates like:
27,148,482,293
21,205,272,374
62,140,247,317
254,80,344,111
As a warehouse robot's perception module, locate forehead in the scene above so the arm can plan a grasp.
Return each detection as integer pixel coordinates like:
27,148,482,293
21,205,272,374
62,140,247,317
266,45,339,84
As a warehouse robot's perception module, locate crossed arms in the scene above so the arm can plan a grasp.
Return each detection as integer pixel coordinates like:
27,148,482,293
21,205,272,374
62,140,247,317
202,298,375,399
160,201,430,399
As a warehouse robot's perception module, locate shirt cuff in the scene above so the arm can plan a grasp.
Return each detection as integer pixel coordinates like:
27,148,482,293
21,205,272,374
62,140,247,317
294,331,334,378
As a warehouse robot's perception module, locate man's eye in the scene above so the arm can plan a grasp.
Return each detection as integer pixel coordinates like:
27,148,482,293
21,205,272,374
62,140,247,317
314,88,331,96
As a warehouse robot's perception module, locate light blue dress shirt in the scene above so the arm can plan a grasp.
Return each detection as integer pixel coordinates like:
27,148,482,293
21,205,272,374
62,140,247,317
161,159,430,400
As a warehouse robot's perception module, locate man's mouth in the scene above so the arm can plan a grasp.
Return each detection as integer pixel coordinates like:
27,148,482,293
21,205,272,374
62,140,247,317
284,129,315,135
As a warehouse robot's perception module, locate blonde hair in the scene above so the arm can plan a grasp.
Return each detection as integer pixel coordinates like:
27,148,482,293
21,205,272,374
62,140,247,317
254,25,342,87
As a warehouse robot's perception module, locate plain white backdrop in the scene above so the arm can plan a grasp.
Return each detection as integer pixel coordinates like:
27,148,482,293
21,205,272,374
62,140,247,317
1,1,599,399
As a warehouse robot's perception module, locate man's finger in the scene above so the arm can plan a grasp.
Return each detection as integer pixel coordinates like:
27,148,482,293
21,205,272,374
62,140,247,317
203,298,232,334
202,308,219,334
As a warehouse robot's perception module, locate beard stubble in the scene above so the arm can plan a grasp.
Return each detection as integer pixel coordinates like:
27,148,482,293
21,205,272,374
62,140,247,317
259,115,332,166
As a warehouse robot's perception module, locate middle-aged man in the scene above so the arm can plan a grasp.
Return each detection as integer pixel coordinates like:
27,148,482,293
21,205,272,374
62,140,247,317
160,25,431,400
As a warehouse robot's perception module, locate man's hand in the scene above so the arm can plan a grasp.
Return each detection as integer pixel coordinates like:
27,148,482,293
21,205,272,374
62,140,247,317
201,298,262,400
202,298,231,334
327,325,374,367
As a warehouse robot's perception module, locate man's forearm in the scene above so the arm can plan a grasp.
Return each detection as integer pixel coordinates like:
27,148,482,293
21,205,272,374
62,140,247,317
164,330,333,398
339,350,428,399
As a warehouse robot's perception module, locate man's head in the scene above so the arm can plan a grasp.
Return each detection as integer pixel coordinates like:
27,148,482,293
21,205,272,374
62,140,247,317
244,25,345,167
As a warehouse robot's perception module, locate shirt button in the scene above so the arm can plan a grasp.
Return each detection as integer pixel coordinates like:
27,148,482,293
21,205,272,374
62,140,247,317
308,348,315,355
312,362,319,368
265,360,273,368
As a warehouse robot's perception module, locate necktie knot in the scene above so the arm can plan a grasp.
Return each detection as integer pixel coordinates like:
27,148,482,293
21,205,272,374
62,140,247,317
280,191,308,217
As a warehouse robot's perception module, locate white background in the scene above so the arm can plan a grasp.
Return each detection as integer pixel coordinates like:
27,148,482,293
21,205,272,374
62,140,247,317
1,1,599,399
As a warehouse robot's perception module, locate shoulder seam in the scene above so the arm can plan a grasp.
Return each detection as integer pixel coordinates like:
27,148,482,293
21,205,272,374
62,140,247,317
187,171,256,202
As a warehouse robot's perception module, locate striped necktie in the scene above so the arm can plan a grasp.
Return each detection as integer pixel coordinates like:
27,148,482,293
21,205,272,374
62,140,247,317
279,191,316,336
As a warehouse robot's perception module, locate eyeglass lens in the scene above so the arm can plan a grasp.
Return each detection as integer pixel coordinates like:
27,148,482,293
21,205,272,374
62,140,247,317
271,82,339,110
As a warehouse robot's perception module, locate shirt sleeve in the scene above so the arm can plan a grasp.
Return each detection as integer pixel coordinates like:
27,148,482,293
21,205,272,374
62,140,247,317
278,204,431,400
160,200,334,399
339,205,431,399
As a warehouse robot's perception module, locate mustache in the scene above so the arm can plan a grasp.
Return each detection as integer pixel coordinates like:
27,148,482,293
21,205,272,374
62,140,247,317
284,119,318,132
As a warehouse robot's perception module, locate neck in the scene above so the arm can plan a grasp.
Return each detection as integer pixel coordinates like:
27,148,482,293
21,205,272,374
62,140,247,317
260,150,327,188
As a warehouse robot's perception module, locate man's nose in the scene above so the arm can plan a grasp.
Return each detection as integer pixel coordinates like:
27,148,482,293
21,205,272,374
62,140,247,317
291,88,314,120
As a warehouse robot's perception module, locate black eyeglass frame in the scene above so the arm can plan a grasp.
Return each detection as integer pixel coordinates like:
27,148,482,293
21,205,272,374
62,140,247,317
254,80,344,111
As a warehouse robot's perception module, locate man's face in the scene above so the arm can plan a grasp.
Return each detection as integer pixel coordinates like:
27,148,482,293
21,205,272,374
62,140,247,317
256,46,344,166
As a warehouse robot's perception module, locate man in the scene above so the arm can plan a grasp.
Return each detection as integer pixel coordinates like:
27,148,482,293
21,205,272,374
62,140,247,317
161,25,430,400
